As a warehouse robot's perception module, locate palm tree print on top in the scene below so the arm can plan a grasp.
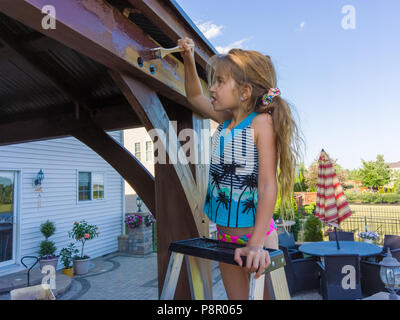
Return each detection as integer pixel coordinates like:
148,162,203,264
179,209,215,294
242,197,257,224
215,190,229,221
204,170,223,218
235,173,258,227
219,161,246,227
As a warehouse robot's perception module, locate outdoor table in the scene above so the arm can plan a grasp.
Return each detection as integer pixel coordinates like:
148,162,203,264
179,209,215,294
299,241,382,258
299,241,382,267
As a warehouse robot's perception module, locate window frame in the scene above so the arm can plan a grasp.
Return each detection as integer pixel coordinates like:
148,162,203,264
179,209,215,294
77,170,106,203
134,142,141,161
145,140,153,162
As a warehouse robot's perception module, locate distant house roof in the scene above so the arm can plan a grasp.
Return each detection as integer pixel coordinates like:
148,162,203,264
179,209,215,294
388,161,400,169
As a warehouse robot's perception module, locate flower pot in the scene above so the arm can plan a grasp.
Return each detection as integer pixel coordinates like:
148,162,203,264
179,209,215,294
39,256,59,271
62,267,74,278
73,258,91,275
363,239,373,244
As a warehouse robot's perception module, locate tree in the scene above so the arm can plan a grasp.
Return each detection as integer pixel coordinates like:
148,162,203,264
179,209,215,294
359,155,391,189
348,168,362,181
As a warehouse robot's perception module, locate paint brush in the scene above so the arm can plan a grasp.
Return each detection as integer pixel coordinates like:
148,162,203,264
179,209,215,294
140,44,194,61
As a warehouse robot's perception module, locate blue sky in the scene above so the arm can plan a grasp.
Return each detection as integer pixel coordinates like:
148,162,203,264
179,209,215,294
176,0,400,170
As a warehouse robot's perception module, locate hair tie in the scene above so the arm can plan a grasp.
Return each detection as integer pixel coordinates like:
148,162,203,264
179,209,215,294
261,88,281,106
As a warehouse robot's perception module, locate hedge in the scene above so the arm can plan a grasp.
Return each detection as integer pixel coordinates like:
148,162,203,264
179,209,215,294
344,192,400,204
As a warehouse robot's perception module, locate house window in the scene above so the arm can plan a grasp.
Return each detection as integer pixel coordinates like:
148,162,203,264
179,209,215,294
134,142,141,161
78,172,105,201
92,173,104,200
78,172,91,201
146,141,153,161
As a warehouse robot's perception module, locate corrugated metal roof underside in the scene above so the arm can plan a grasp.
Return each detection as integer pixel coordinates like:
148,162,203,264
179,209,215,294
0,12,125,122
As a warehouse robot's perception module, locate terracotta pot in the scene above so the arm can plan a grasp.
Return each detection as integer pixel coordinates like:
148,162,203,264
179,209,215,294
62,267,74,278
39,256,59,271
73,258,91,275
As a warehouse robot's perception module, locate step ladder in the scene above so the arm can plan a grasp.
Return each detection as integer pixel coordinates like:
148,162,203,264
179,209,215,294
160,238,290,300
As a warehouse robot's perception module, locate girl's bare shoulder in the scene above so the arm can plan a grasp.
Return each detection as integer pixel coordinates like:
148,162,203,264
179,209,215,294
251,112,274,144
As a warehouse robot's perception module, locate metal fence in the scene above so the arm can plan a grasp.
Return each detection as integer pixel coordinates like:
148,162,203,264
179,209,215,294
322,205,400,245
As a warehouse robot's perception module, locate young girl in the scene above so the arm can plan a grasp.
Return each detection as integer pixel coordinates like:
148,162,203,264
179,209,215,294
178,37,303,300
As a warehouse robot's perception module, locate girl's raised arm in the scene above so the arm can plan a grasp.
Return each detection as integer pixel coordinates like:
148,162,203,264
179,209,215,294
178,38,231,124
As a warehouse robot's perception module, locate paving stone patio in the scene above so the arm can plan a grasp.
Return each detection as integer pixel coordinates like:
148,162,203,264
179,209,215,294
0,251,322,300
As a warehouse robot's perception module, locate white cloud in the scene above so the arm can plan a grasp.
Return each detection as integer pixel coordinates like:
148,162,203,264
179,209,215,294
215,37,253,54
196,20,224,39
295,21,306,32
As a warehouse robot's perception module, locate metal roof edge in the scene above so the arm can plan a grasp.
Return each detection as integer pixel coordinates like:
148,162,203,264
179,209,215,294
167,0,218,55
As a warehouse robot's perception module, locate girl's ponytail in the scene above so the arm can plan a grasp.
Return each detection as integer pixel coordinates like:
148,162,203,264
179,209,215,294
258,95,304,224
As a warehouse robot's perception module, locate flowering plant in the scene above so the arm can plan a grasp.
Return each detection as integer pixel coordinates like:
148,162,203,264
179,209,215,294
59,243,78,268
69,220,100,259
144,213,156,227
125,214,142,229
358,230,379,240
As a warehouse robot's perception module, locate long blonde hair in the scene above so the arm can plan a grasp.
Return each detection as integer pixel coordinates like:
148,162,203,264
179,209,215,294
206,49,305,221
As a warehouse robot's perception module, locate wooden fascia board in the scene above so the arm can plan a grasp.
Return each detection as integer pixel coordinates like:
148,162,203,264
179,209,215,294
0,0,210,111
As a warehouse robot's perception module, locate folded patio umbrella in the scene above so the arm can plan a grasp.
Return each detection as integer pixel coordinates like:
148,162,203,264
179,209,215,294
315,149,352,249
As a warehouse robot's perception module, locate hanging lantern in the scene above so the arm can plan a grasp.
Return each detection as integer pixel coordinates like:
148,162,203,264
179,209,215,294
136,196,143,213
33,169,45,187
379,248,400,300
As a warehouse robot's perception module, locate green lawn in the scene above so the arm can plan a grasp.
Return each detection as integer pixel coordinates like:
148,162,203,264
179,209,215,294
0,204,12,213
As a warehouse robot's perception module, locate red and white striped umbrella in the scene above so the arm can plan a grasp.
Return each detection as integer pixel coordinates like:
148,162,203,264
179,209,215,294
315,149,352,227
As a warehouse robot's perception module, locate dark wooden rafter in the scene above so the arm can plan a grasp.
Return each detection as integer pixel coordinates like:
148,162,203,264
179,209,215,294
0,102,142,145
0,0,210,114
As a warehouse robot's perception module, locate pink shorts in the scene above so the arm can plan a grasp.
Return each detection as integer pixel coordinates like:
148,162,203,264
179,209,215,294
217,219,277,245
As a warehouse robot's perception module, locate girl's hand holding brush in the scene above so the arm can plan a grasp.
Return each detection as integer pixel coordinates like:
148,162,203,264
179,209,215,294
178,37,195,63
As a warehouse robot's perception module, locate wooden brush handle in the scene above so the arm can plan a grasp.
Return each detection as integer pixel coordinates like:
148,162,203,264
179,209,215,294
166,43,194,54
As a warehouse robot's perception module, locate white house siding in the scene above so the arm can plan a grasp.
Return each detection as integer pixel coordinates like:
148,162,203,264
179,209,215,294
0,131,124,274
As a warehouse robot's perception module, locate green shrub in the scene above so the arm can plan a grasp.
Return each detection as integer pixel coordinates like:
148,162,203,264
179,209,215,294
38,220,57,258
304,215,323,242
383,193,400,204
344,191,400,204
303,202,316,215
38,240,57,258
40,220,56,239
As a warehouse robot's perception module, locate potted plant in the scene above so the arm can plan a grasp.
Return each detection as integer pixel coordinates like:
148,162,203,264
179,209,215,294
38,220,59,271
144,213,156,227
59,243,78,278
358,230,379,243
125,214,142,233
69,220,100,275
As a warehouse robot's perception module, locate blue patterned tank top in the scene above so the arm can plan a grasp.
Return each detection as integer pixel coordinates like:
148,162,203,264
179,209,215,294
203,111,276,228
